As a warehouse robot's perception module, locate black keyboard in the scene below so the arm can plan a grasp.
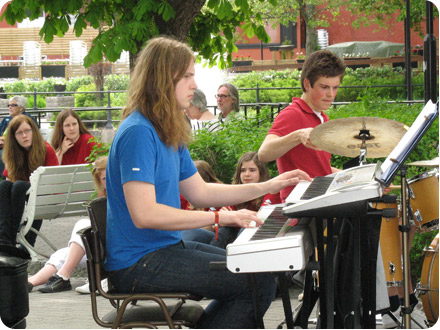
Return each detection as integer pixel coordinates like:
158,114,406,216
300,176,334,200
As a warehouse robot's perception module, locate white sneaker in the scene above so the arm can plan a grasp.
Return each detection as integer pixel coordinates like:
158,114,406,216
75,280,91,294
75,279,108,294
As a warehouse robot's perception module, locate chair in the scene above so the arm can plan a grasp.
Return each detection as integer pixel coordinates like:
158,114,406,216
80,197,204,329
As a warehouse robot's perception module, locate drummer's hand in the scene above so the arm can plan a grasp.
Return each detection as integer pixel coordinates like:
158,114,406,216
299,128,322,151
219,209,264,228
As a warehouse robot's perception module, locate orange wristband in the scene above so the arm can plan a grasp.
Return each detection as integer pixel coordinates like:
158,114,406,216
213,211,219,240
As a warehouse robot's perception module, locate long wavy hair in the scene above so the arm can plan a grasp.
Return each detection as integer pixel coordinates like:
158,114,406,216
122,36,194,148
2,115,46,182
194,160,222,184
51,109,91,152
232,151,270,211
92,155,108,197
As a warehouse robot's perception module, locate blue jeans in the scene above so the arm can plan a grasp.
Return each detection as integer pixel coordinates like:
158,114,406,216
109,240,277,328
181,228,214,244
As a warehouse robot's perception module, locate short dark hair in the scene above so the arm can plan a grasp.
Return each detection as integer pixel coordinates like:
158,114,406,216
300,50,346,92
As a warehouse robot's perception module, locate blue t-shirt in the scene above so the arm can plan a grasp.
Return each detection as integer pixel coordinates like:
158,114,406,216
105,111,197,271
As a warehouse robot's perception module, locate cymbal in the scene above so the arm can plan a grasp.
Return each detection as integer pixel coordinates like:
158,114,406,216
408,157,439,167
310,117,407,158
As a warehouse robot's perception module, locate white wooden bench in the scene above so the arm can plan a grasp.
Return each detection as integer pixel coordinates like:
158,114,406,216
17,164,95,261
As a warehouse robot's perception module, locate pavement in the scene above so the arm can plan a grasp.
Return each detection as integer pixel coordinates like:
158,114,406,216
2,216,393,329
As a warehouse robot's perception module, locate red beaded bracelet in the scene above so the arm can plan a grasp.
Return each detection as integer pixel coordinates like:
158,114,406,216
213,211,219,240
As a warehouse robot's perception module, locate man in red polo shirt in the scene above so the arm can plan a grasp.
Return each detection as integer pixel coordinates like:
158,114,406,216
258,49,346,202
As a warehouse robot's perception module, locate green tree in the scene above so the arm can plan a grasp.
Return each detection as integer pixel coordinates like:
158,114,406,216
1,0,275,69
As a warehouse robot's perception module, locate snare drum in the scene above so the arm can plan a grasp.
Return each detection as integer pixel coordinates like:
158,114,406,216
375,201,403,287
408,170,439,233
419,234,439,325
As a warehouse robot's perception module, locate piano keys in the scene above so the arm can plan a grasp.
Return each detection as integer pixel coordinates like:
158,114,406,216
226,205,313,273
283,163,384,218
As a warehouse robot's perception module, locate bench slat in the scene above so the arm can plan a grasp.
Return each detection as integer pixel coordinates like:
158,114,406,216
35,191,94,206
34,203,89,220
38,172,93,185
35,182,95,195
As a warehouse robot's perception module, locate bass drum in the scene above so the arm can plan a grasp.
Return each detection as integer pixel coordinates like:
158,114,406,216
420,234,439,326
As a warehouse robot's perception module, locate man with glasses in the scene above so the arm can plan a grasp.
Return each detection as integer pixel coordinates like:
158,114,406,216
216,83,240,121
0,95,38,177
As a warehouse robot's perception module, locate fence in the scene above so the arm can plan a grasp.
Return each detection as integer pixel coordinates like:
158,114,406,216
0,84,426,129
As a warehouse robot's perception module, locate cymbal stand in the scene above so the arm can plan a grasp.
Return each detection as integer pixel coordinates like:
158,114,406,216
399,165,412,329
358,128,370,165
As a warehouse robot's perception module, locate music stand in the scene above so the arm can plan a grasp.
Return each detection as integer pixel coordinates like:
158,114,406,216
379,100,438,328
379,100,439,187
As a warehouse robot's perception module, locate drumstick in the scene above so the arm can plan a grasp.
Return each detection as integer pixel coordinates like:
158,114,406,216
389,184,401,189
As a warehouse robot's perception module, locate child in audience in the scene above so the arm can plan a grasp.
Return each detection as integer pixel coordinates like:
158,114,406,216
181,160,233,244
232,151,282,210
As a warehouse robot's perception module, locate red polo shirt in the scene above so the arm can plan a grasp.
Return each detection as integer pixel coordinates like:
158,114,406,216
268,97,332,201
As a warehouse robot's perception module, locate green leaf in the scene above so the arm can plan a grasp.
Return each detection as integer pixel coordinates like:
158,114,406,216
217,0,233,20
158,1,175,21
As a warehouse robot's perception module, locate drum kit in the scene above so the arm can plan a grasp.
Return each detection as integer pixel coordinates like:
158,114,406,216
311,117,439,327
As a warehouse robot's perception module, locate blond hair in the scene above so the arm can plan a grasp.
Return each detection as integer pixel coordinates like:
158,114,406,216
92,156,108,197
122,36,194,148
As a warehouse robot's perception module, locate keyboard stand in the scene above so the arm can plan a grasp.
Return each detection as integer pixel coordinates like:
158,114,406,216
286,199,383,328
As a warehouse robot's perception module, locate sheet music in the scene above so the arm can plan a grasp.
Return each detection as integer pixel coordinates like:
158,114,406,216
380,100,439,185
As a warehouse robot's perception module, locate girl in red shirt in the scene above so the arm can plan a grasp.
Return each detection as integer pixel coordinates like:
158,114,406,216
233,151,282,211
0,115,59,252
51,109,97,165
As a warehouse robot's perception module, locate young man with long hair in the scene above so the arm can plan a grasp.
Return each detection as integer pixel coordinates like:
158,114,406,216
105,36,310,328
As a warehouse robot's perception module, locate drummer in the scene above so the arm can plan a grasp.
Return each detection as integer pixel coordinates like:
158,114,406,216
258,49,345,201
258,49,345,288
258,50,391,316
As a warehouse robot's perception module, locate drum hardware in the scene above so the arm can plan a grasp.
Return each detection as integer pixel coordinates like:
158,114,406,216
376,201,404,287
408,157,440,167
399,165,413,329
408,169,439,233
310,117,407,158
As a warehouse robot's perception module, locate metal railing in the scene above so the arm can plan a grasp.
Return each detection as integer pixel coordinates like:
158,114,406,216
0,83,426,128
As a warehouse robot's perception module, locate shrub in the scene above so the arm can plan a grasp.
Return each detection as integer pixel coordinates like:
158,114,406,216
230,67,425,103
189,109,277,183
67,76,94,92
104,74,130,91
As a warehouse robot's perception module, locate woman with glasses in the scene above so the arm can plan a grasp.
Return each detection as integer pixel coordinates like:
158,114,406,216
51,109,97,165
0,96,38,177
216,83,240,121
0,115,58,254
